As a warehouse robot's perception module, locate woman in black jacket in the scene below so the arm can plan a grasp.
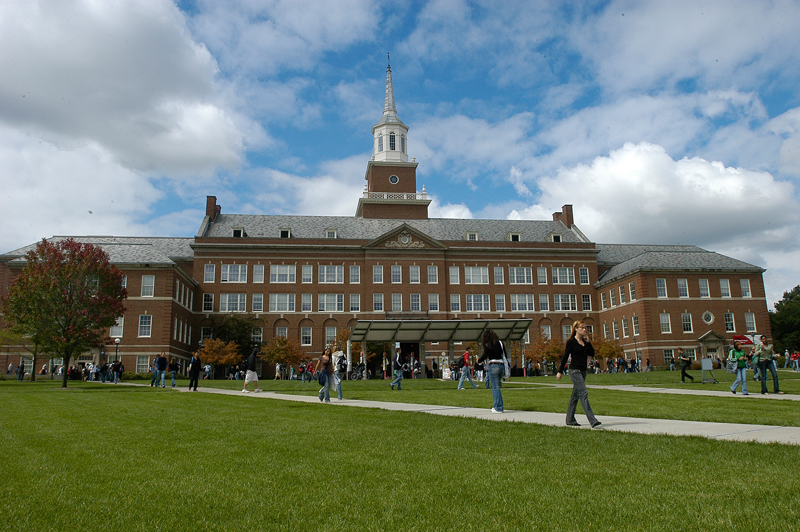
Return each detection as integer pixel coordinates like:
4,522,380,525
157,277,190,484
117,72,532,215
188,352,202,392
557,321,601,428
477,329,505,413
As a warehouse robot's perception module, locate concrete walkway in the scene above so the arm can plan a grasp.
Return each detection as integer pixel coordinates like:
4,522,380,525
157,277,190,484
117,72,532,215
171,383,800,446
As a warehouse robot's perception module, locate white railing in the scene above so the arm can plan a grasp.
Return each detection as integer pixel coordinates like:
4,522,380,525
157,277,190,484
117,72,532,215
364,191,428,200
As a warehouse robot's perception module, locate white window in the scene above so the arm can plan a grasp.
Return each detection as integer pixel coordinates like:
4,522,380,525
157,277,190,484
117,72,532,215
510,267,532,284
613,321,619,339
579,267,589,284
450,294,461,312
319,265,344,284
740,279,751,297
373,293,384,312
252,293,263,312
632,315,640,336
610,289,616,307
541,325,551,341
301,327,312,346
562,324,573,339
270,265,295,283
302,265,313,283
110,317,124,338
494,267,504,285
744,312,756,333
622,319,629,338
301,294,312,312
201,327,212,341
252,327,263,344
121,276,127,289
138,315,152,337
373,265,383,284
410,293,421,312
428,293,439,312
325,327,336,346
656,278,667,298
350,294,360,312
724,313,735,332
253,265,265,284
409,266,420,284
319,294,344,312
204,264,215,283
678,279,689,298
221,264,247,283
391,265,402,284
276,327,287,338
466,231,478,241
136,356,149,374
350,265,361,284
466,294,490,312
681,313,693,333
699,279,710,298
554,294,577,311
203,294,214,312
539,294,549,311
619,286,626,304
581,294,592,311
220,294,246,312
495,295,505,312
141,275,155,297
511,294,536,312
629,281,636,300
391,293,402,312
552,267,575,284
720,279,731,298
427,265,438,284
537,267,547,285
464,267,489,284
659,313,671,334
269,294,295,313
601,292,607,309
449,266,460,284
326,229,337,239
603,323,609,339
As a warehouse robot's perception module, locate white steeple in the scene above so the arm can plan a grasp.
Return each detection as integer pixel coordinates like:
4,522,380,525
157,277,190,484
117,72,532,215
372,58,409,163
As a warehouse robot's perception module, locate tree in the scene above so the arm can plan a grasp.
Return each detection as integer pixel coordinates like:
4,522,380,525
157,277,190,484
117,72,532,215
770,285,800,351
209,314,261,357
593,336,624,369
259,336,305,369
0,329,46,382
1,239,126,388
199,338,241,367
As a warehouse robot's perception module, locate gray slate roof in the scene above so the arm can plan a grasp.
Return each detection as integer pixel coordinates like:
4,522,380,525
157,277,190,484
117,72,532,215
201,214,588,244
1,237,195,266
596,244,763,285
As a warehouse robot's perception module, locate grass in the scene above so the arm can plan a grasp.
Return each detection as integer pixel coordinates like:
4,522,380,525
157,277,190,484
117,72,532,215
2,378,799,531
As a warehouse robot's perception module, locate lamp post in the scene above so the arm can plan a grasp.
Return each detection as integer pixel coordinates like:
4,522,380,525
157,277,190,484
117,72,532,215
115,338,120,361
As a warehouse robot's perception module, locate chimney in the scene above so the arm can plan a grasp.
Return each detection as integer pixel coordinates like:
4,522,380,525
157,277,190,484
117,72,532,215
552,204,573,229
206,196,220,223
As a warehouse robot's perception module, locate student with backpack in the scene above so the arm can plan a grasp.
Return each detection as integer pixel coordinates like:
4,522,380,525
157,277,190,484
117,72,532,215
457,347,477,390
334,351,347,400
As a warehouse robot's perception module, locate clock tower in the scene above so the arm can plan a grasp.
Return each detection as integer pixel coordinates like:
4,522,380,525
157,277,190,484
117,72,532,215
356,61,430,219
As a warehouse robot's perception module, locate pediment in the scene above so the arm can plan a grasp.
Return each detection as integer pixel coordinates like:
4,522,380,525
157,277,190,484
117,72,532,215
363,223,447,250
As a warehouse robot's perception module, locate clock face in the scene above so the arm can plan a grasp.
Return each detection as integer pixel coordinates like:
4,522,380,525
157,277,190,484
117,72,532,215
389,175,399,184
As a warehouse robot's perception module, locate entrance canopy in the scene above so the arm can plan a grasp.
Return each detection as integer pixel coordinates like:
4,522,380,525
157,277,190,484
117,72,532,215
349,319,533,344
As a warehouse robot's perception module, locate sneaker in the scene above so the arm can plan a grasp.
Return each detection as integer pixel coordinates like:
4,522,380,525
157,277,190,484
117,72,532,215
566,421,581,427
242,389,249,393
491,408,503,413
778,391,785,394
591,421,603,429
390,384,394,390
254,388,262,393
731,390,736,394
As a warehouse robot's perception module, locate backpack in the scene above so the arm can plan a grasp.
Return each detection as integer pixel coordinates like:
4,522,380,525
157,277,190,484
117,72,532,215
337,357,347,373
457,356,465,368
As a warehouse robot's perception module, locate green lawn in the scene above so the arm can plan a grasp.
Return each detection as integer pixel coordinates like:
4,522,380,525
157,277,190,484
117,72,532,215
1,379,798,531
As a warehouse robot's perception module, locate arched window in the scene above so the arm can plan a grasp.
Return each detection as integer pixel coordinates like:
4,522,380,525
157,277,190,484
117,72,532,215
389,132,396,151
400,134,405,153
378,134,383,152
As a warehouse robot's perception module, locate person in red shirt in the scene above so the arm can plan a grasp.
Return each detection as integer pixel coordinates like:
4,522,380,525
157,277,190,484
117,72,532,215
457,347,477,389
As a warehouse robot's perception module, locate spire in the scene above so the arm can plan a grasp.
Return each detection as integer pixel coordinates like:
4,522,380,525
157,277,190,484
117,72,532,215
371,58,408,163
383,59,397,116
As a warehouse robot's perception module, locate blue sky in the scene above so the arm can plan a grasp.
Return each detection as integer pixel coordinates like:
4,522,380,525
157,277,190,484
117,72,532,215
2,0,800,306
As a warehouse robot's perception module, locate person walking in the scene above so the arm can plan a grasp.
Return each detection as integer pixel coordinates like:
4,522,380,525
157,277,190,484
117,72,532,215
188,352,201,391
678,348,694,383
478,329,505,413
149,356,159,387
752,335,783,395
557,321,601,428
168,357,179,387
155,352,168,388
457,347,478,390
729,341,749,395
316,347,333,402
16,359,25,381
241,347,261,393
389,348,403,390
334,351,347,400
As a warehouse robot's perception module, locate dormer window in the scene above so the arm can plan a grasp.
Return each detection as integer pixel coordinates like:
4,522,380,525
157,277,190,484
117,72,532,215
325,229,337,239
549,234,562,243
507,233,520,242
280,228,291,239
232,228,245,238
466,232,478,242
378,134,383,152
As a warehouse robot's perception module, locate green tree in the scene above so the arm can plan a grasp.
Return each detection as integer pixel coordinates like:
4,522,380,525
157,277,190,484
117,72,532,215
770,285,800,351
210,314,261,356
1,239,127,388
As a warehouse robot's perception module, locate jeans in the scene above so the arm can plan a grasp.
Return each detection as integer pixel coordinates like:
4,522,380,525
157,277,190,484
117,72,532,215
156,369,166,387
114,371,121,383
318,371,331,402
170,371,177,387
731,367,748,394
793,360,799,372
458,367,477,389
488,363,504,412
334,371,344,400
758,360,780,394
390,369,403,390
566,369,598,425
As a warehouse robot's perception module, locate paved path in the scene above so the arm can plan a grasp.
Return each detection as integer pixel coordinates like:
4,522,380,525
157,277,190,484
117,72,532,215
170,384,800,446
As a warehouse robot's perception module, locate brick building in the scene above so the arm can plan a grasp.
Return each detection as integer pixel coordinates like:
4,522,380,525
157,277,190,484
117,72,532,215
0,65,770,375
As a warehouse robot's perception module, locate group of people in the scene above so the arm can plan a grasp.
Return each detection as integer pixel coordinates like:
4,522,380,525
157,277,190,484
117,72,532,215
729,335,785,395
148,353,181,388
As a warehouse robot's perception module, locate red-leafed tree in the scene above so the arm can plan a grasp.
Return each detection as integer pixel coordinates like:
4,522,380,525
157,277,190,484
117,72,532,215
0,239,127,387
199,338,242,367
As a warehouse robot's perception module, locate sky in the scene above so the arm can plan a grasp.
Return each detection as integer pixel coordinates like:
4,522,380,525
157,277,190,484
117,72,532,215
1,0,800,308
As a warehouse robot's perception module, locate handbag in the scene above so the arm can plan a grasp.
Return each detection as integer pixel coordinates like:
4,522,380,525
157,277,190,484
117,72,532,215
499,341,511,379
725,359,737,374
318,371,326,386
